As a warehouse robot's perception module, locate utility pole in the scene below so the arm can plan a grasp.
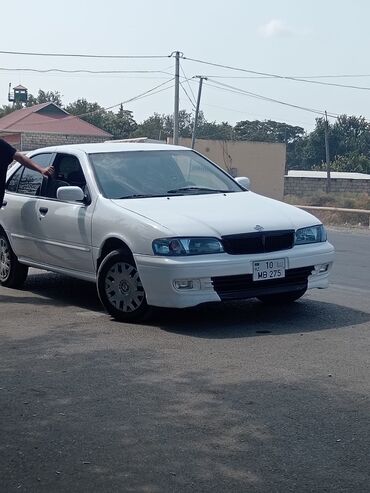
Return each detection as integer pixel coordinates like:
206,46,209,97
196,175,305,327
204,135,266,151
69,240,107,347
191,76,207,149
284,125,288,176
324,111,331,193
173,51,181,145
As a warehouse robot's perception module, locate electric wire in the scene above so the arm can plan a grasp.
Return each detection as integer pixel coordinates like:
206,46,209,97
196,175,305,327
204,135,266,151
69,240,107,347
0,67,174,76
196,74,370,80
0,50,170,59
206,79,339,118
201,101,313,126
180,65,197,106
180,82,196,109
183,56,370,91
12,78,175,126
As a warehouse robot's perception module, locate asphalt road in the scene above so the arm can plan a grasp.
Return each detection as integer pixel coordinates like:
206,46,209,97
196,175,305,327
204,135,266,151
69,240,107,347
0,229,369,492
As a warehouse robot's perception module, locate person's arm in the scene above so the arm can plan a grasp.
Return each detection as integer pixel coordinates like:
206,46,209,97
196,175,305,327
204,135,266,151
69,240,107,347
13,152,54,177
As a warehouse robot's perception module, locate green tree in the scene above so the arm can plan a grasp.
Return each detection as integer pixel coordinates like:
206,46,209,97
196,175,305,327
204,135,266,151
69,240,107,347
331,115,370,157
194,112,234,140
234,119,305,169
133,113,169,140
329,152,370,174
103,105,138,139
65,98,107,129
293,118,327,170
0,104,16,118
26,89,63,107
234,119,304,143
159,110,193,138
133,110,193,140
296,115,370,171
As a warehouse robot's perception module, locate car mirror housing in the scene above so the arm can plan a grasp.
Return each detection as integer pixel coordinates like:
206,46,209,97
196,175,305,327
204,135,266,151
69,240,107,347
56,186,85,202
235,176,250,190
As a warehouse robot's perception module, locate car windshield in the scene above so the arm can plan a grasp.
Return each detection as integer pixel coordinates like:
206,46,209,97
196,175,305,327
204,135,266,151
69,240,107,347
88,149,243,199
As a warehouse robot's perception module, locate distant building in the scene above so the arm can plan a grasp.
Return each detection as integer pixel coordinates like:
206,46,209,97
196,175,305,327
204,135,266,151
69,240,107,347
0,102,111,150
178,137,286,200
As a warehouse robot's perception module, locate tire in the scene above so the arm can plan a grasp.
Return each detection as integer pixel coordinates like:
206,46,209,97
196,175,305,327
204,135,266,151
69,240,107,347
0,231,28,288
97,249,150,322
257,288,307,304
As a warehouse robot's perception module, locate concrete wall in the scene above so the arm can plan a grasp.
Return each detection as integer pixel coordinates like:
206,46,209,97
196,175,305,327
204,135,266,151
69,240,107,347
178,138,286,200
21,132,109,151
284,176,370,195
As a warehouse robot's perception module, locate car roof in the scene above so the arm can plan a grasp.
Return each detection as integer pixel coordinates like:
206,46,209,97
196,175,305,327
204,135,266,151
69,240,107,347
28,142,191,154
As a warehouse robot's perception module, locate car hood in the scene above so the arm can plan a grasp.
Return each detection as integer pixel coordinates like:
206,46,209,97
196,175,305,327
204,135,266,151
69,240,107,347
111,191,321,237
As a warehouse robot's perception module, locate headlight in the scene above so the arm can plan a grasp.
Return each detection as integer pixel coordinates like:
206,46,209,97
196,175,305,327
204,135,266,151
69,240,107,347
152,237,224,256
295,225,327,245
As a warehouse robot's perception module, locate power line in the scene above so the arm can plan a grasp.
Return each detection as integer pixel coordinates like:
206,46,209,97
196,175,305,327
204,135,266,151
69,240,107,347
0,67,174,75
3,48,369,83
180,65,197,106
206,79,339,118
180,81,196,109
0,50,170,59
183,56,370,91
195,74,370,80
202,102,314,126
11,78,175,127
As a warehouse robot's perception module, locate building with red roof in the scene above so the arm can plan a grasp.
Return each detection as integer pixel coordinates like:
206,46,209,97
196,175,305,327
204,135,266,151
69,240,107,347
0,102,111,150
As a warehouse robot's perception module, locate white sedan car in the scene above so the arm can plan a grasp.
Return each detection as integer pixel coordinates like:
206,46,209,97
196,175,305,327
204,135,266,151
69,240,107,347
0,143,334,321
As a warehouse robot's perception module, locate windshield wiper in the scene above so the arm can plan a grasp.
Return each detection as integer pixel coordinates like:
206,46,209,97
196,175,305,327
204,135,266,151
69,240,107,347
116,194,164,199
166,186,233,194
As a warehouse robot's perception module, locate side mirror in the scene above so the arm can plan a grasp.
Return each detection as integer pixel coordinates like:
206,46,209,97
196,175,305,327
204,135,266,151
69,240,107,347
235,176,250,190
57,186,85,202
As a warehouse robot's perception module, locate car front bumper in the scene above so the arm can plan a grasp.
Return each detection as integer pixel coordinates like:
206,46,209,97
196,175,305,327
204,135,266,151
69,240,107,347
134,241,335,308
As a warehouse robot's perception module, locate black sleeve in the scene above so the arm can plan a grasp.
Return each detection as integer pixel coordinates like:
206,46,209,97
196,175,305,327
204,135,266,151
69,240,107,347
0,139,16,166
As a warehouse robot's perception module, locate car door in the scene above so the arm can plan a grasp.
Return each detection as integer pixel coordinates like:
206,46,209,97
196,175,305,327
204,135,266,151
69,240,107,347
2,153,53,263
35,153,95,275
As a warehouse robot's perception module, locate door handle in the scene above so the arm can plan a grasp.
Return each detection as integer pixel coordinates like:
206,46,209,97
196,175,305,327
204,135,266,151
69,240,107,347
39,207,48,216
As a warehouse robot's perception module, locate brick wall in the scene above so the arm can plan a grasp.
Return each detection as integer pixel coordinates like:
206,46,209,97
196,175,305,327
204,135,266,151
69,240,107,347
284,176,370,195
21,132,110,151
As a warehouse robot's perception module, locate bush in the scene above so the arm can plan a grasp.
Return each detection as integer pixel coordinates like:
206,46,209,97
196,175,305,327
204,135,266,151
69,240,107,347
284,192,370,227
284,192,369,210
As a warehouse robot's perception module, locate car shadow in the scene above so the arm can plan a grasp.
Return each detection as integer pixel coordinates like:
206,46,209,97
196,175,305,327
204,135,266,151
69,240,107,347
151,298,370,338
6,271,369,339
22,270,103,311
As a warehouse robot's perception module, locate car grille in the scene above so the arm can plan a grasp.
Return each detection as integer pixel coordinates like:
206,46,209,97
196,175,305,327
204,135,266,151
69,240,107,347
212,266,314,301
222,230,295,255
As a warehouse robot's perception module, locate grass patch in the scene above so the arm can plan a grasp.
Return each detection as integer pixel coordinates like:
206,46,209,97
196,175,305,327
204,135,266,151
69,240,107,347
284,192,370,227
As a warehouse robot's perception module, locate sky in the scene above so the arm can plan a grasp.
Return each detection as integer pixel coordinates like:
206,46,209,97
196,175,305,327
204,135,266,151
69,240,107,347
1,0,370,132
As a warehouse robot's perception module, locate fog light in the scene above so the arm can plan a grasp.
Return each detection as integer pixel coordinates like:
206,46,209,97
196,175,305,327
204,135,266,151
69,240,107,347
314,263,329,274
173,279,194,290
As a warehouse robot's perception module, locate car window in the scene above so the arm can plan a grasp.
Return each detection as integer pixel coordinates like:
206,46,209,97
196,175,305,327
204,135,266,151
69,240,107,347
6,166,23,192
89,150,242,199
174,153,234,190
6,153,52,194
30,153,52,168
17,168,44,196
44,154,86,199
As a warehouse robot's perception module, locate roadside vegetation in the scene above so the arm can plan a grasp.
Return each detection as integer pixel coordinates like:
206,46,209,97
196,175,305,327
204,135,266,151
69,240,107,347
284,192,370,227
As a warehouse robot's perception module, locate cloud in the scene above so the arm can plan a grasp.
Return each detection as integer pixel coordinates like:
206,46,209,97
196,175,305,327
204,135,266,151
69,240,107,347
258,19,294,38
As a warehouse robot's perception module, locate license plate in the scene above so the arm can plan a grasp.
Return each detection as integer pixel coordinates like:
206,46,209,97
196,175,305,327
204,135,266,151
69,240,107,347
253,258,286,281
